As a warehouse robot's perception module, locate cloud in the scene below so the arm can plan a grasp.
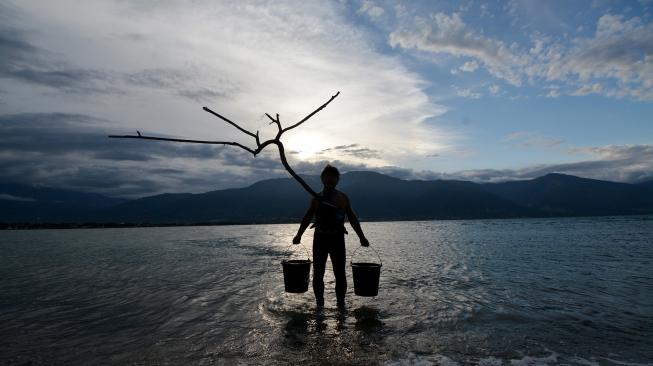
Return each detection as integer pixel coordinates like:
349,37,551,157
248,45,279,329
359,1,385,18
455,87,481,98
390,12,526,86
0,16,116,94
432,144,653,183
0,21,229,99
0,112,294,197
503,131,567,148
572,83,604,96
390,11,653,100
551,14,653,100
2,1,447,165
546,88,561,98
9,68,116,94
316,143,382,159
1,1,648,198
459,60,479,72
0,193,37,202
125,68,237,102
313,144,653,184
1,113,649,198
488,84,500,94
571,144,653,160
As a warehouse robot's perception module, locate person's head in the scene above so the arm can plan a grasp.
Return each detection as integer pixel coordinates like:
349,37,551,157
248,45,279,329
321,164,340,189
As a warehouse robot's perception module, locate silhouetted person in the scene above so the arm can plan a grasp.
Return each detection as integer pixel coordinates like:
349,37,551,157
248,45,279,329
293,165,369,308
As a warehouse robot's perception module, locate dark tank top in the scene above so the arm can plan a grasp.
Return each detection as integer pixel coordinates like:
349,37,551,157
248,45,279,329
311,190,348,235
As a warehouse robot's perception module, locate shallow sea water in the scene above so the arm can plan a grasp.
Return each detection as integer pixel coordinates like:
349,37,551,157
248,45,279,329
1,216,652,365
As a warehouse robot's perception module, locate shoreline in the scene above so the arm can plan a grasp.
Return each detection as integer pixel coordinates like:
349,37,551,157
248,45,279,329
1,213,650,230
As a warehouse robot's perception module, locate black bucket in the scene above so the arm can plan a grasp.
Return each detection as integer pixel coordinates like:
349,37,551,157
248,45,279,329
351,262,381,296
350,246,382,297
281,244,311,294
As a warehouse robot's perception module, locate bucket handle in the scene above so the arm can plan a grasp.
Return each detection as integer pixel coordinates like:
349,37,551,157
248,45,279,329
282,242,311,261
350,245,382,267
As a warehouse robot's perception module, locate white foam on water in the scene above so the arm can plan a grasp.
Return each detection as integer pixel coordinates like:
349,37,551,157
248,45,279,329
603,358,653,366
567,356,600,366
383,353,433,366
477,356,503,366
387,353,653,366
384,353,461,366
434,355,461,366
509,351,558,366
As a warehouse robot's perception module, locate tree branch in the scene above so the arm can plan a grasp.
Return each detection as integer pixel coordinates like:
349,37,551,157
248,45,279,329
252,139,276,156
282,91,340,134
203,107,257,139
108,134,256,155
265,112,282,137
273,140,318,198
110,92,341,200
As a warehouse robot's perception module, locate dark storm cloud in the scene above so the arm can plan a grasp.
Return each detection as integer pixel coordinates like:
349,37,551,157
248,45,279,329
0,30,39,68
0,112,272,197
0,113,230,161
1,112,650,199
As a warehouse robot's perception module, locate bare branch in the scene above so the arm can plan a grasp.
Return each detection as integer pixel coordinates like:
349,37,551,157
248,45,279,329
252,139,277,156
110,91,341,201
203,107,257,139
273,140,318,198
282,91,340,134
265,113,277,125
108,133,256,155
265,112,283,136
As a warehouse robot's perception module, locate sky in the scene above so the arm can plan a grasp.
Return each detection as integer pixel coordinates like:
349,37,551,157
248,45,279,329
1,0,652,198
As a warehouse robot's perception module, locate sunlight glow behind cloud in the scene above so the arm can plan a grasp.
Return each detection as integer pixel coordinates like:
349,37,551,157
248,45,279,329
0,0,651,196
4,0,447,161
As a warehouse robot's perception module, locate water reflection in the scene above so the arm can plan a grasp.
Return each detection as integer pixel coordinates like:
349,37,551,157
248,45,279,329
353,306,383,333
276,304,386,364
2,218,652,364
283,310,310,347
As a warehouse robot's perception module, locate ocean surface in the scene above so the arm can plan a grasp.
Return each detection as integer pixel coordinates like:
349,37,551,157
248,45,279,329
1,216,652,365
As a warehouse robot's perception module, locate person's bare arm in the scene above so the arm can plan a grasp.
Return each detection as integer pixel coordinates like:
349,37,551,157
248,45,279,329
293,198,317,244
345,195,369,247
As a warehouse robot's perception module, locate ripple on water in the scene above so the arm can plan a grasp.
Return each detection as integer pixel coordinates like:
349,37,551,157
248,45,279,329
1,218,652,364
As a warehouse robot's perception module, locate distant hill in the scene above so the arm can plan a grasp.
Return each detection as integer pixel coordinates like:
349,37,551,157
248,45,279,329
94,171,531,224
638,180,653,188
481,173,653,216
0,183,126,223
2,172,652,225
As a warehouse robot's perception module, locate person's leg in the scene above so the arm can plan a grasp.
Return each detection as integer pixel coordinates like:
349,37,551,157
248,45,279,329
330,235,347,306
312,233,329,307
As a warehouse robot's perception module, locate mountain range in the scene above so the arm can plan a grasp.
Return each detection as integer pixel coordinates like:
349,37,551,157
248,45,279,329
1,172,652,226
